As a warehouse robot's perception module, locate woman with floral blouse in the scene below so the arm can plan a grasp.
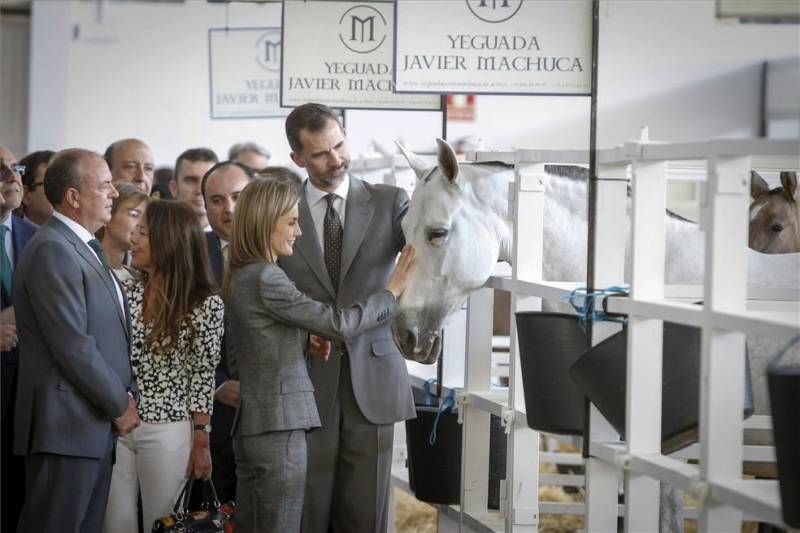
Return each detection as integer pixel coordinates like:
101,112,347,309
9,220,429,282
104,200,224,533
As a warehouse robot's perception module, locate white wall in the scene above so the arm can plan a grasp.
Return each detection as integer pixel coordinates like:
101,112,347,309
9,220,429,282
1,13,31,157
26,0,800,168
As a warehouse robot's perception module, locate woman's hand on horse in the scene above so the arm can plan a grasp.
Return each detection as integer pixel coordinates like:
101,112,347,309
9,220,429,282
386,245,417,299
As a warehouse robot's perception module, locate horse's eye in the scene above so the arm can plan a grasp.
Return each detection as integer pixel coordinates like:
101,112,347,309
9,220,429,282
771,223,784,233
426,227,449,246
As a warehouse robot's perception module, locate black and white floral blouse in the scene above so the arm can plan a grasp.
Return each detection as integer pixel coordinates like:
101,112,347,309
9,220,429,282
124,279,224,424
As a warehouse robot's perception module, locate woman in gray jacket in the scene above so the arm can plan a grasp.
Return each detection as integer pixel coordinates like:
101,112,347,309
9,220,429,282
222,176,415,533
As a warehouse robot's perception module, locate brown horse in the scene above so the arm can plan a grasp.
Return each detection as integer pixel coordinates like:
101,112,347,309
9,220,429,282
750,171,800,254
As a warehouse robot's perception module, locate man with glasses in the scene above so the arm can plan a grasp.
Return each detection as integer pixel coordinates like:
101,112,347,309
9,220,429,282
19,150,55,227
104,138,156,194
0,144,38,532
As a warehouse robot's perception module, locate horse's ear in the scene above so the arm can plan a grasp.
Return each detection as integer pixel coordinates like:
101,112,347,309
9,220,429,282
395,141,431,181
780,171,798,203
750,171,769,200
436,138,460,186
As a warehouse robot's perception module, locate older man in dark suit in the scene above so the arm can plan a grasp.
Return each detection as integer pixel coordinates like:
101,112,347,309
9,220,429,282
13,149,140,532
282,104,415,533
0,145,38,532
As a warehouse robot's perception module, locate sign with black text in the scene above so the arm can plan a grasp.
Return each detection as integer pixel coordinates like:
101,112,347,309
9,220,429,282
394,0,592,95
208,27,288,119
281,0,441,110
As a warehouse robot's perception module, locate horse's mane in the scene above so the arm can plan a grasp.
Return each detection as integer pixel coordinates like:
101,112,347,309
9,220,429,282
471,161,514,169
544,164,588,181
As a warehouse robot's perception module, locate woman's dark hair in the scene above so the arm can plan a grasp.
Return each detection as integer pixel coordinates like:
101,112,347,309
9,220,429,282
143,200,216,351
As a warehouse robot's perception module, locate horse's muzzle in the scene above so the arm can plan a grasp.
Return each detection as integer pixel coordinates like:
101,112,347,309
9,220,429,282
391,319,442,365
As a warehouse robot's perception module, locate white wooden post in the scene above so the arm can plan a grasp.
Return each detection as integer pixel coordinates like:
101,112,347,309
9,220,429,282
461,288,493,516
624,159,667,530
505,164,546,531
698,153,750,531
585,162,628,531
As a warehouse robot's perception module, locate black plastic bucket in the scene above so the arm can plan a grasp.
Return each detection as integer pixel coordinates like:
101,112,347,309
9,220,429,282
514,312,588,435
570,322,755,454
405,402,507,508
767,349,800,528
406,404,462,505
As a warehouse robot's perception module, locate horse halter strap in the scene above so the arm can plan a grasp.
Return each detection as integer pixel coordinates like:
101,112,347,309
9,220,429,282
323,193,343,292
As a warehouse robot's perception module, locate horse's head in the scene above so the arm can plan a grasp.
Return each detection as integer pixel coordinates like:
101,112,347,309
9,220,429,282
749,171,800,254
392,139,512,364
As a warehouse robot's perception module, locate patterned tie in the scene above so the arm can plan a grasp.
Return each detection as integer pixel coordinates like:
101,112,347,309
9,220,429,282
87,238,111,271
0,226,12,298
323,193,343,291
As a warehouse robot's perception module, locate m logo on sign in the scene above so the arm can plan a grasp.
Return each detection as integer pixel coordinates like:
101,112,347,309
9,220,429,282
466,0,523,23
338,4,387,54
255,30,281,71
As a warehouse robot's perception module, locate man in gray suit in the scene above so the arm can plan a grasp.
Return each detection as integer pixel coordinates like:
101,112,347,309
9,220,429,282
13,149,141,532
282,103,415,533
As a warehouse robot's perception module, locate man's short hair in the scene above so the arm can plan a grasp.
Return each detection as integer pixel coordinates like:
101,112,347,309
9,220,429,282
103,142,116,169
256,166,304,189
228,142,270,161
201,160,256,198
19,150,56,188
104,138,151,170
285,103,342,153
44,149,93,206
174,148,219,178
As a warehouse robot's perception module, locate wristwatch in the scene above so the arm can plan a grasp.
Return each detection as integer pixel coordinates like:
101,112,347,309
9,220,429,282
193,424,212,434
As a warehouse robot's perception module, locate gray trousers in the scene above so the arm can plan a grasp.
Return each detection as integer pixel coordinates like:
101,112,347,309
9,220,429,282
301,354,395,533
233,429,307,533
17,436,115,533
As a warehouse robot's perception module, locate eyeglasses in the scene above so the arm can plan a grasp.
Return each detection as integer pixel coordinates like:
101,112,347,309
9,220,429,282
0,159,25,180
28,181,45,191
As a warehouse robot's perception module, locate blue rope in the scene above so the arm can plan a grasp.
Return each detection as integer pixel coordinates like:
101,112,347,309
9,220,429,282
566,285,629,327
429,387,456,446
423,378,437,406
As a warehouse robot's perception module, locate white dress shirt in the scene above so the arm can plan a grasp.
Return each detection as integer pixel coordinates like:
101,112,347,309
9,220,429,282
305,176,350,251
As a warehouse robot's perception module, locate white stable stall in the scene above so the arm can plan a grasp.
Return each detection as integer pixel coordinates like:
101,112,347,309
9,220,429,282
393,138,799,532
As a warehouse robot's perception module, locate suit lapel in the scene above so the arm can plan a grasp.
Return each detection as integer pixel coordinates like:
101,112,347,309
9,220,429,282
339,177,373,288
49,218,128,334
294,186,336,299
206,231,224,286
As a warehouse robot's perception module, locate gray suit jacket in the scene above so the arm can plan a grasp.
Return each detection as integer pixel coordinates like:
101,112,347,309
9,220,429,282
13,216,132,459
225,262,398,436
279,176,416,426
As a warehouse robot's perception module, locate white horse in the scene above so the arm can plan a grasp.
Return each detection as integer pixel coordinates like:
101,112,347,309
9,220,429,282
393,138,800,364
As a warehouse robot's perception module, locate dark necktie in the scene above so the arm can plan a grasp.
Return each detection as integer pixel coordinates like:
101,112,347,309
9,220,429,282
0,226,12,298
87,238,111,272
323,194,343,291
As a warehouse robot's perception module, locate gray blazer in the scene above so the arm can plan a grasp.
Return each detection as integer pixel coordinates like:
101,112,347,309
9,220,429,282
279,176,416,426
225,262,398,437
13,216,133,459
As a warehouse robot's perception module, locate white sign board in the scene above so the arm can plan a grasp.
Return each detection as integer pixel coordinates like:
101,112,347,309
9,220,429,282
281,0,441,111
394,0,593,95
208,28,288,119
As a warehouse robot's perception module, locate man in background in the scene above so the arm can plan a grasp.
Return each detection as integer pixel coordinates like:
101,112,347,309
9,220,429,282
0,145,38,532
228,141,270,172
170,148,218,230
19,150,55,227
104,138,155,194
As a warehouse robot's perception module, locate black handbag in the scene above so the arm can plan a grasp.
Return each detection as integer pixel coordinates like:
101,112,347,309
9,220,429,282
151,478,234,533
